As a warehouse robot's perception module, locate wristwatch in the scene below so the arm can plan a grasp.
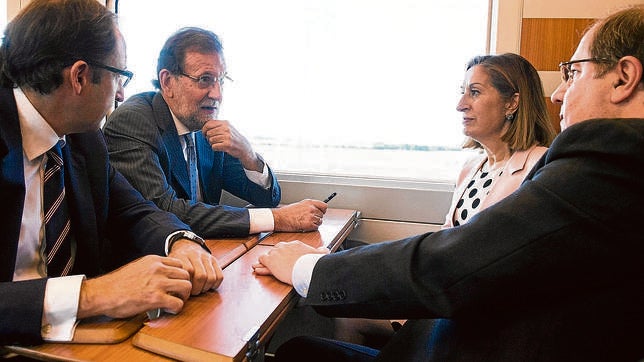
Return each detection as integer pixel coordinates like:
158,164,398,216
166,230,210,254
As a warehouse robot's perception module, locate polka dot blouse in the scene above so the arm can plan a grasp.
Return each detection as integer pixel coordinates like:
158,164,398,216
453,161,505,226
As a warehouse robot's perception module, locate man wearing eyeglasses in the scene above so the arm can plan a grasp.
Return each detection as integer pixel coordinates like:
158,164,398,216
253,6,644,361
0,0,222,346
104,27,327,239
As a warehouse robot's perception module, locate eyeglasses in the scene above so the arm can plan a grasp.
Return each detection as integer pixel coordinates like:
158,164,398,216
87,61,134,87
558,58,612,83
179,71,232,89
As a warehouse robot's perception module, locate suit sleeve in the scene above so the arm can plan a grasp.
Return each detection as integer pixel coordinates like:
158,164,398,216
0,279,47,345
70,130,195,263
104,99,251,238
220,152,281,208
304,120,644,320
104,163,187,258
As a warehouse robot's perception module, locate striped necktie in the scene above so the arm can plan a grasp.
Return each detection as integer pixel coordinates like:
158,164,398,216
184,133,198,203
43,142,73,276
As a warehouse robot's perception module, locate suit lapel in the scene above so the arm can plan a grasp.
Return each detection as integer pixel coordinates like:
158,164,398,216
0,88,25,281
61,131,111,277
482,148,534,210
63,139,98,243
195,131,216,202
504,148,530,176
152,94,191,198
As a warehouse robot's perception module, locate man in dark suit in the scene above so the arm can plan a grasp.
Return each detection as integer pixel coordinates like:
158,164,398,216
103,27,327,239
0,0,222,346
254,6,644,361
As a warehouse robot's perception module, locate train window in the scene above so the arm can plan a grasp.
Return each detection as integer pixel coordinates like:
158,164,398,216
117,0,489,182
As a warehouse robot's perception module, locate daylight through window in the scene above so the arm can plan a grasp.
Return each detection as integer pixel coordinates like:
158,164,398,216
117,0,490,181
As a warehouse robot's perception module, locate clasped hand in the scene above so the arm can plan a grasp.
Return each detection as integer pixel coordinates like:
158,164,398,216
77,240,222,320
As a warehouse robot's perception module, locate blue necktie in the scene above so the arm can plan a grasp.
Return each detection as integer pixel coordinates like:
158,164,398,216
43,142,73,276
184,134,198,203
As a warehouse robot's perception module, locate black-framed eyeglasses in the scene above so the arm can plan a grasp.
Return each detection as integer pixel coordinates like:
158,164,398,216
558,58,612,83
179,71,232,89
87,61,134,87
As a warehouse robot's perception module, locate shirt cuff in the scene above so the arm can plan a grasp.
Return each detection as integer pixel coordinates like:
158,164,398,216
165,230,186,255
292,253,325,298
243,155,271,189
42,275,84,341
248,208,274,234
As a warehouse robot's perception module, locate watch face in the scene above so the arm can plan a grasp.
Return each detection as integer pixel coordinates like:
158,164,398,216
170,231,209,253
180,231,204,244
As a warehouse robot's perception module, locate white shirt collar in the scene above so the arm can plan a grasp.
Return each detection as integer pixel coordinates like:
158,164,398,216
170,109,191,137
14,87,65,161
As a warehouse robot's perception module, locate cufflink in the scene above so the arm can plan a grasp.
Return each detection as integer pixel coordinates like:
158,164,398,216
41,324,52,335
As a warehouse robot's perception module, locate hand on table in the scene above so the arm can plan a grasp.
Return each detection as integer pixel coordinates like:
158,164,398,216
272,199,328,232
252,240,329,285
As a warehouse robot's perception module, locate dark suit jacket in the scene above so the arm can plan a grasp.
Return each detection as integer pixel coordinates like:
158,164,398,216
0,87,192,345
304,119,644,361
103,92,281,238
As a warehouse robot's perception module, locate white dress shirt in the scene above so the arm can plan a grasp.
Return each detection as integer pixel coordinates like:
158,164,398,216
172,114,275,233
292,253,326,298
13,87,83,341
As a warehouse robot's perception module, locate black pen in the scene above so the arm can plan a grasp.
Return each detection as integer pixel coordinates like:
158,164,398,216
323,192,337,203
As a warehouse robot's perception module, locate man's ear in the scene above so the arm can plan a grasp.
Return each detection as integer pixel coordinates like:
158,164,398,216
611,55,643,103
68,61,89,95
158,69,174,97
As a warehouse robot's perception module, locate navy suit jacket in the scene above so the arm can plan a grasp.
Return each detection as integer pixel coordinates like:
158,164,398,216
103,92,281,238
0,87,193,345
305,119,644,361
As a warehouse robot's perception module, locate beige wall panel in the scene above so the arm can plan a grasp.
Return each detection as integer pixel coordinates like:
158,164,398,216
7,0,24,20
7,0,108,22
545,97,562,133
540,71,563,96
491,0,524,54
540,71,563,132
524,0,643,18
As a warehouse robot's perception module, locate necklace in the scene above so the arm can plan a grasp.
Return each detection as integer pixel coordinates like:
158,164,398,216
482,161,504,176
482,153,512,178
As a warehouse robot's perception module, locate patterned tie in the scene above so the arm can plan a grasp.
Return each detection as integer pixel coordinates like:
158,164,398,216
43,142,73,277
184,133,198,203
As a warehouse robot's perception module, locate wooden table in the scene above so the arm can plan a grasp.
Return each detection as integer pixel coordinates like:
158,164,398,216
258,208,357,252
5,208,358,361
133,208,358,361
4,240,252,362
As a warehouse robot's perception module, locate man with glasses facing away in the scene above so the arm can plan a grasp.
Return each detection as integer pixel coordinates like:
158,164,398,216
0,0,223,347
104,27,328,240
253,5,644,361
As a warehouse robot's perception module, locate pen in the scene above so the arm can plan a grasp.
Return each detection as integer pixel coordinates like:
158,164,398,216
257,231,273,242
323,192,337,203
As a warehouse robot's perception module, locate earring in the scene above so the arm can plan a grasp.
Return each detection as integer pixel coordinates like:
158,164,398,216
505,113,515,121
